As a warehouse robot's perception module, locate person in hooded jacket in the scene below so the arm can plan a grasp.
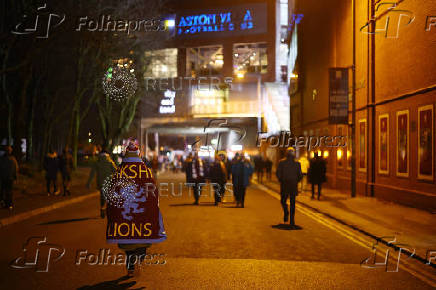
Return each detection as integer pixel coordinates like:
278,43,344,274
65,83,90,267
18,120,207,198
105,139,166,276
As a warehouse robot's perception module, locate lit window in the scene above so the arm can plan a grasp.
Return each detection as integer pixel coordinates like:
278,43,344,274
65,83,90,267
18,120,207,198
233,43,267,75
187,46,223,77
280,0,289,26
143,48,177,78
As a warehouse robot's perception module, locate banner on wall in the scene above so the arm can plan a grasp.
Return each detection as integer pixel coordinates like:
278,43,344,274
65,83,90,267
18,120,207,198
329,68,349,124
396,110,409,177
378,114,389,174
418,105,434,180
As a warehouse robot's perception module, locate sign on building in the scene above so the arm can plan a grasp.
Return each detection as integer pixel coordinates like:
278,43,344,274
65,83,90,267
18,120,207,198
329,68,349,124
159,90,176,114
175,3,267,38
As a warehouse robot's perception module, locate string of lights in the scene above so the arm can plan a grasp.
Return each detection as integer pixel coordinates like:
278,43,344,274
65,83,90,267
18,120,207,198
102,66,137,102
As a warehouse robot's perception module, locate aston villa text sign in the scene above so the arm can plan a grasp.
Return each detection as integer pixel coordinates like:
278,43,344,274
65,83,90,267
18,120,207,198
175,3,267,38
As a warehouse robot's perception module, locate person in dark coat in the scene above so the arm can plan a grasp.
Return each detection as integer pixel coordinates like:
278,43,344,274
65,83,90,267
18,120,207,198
210,153,227,205
231,153,253,208
254,155,265,183
59,148,73,196
0,146,19,209
186,152,205,205
44,149,60,196
87,149,118,218
276,148,302,226
183,153,193,182
225,157,232,181
308,153,327,200
265,158,273,181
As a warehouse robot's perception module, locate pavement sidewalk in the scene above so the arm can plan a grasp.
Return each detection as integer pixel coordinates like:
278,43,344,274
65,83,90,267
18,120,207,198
256,175,436,260
0,167,98,227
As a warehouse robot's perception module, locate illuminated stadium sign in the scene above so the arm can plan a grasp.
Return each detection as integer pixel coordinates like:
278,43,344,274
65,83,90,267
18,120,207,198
159,90,176,114
175,3,267,38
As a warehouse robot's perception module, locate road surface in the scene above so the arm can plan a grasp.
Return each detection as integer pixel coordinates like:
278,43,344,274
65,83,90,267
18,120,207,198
0,172,433,289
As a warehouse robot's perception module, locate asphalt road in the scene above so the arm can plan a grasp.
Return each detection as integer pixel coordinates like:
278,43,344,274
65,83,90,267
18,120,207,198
0,172,433,289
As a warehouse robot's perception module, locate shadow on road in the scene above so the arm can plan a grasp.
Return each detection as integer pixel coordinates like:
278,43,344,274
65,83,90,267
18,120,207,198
77,275,144,290
271,224,303,230
38,217,99,225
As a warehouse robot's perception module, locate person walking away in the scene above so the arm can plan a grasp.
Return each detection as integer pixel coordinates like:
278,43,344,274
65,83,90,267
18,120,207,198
308,153,327,200
265,158,273,181
232,154,253,208
183,153,193,181
276,148,302,226
254,155,265,183
106,139,166,276
225,157,232,181
0,146,18,209
151,155,159,177
87,149,117,218
239,155,253,207
44,149,60,196
59,148,73,196
231,153,242,206
185,152,205,205
298,154,309,193
210,152,227,205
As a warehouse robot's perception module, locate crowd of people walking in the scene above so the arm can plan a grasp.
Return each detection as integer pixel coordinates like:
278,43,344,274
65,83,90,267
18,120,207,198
1,138,328,233
43,148,74,196
0,146,74,209
183,151,254,207
181,148,327,221
253,155,273,183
